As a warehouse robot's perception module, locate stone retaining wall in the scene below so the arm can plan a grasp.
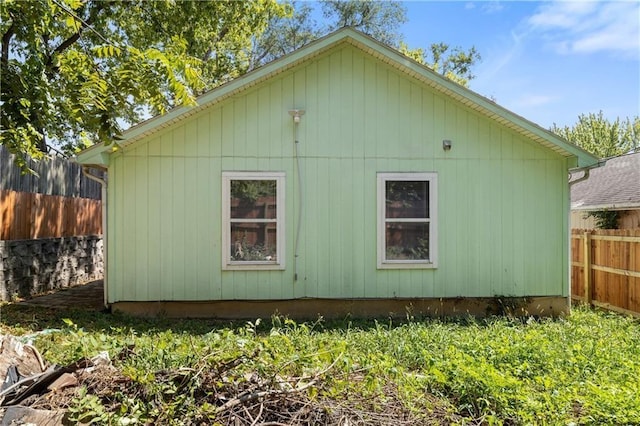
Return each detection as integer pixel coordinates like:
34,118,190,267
0,236,103,301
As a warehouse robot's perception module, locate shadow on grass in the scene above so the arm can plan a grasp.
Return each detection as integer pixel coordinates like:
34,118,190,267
0,301,550,338
0,303,239,336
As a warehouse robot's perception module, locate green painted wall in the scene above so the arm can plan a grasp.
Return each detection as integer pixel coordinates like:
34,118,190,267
107,44,570,303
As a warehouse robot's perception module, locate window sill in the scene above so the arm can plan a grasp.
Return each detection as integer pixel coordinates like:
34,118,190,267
377,261,437,270
223,262,285,271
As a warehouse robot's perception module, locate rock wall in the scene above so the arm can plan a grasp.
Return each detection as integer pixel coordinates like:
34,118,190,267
0,236,103,301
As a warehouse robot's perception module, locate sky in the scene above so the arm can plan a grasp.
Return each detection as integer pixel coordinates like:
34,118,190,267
401,0,640,129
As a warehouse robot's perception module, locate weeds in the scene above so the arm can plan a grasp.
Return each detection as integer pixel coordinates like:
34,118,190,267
0,304,638,424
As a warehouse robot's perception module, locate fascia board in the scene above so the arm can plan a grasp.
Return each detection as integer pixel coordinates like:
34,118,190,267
75,142,115,166
119,30,354,147
81,27,599,168
345,31,599,167
572,203,640,211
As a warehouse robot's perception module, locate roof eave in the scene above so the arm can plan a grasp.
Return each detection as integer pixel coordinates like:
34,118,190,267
118,29,359,147
572,202,640,211
343,32,599,166
79,28,600,167
75,142,116,167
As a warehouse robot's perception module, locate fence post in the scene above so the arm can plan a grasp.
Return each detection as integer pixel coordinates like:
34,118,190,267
583,231,592,305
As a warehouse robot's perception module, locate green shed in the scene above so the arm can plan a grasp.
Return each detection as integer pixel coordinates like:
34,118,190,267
77,28,598,318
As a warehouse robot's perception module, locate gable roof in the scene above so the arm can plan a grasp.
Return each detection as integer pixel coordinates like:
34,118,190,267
571,152,640,210
77,27,598,168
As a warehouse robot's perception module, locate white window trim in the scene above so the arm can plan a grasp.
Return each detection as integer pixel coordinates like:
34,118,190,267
222,171,285,270
377,172,438,269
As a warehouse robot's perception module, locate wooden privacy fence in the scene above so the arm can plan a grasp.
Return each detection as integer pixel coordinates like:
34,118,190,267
571,229,640,317
1,190,102,240
1,144,103,240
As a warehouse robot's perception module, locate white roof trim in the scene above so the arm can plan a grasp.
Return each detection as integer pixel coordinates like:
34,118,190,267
76,28,599,168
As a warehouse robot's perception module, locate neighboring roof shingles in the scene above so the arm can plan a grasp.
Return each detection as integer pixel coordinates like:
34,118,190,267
571,152,640,210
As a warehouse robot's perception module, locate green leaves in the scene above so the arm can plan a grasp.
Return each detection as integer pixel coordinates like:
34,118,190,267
399,41,481,87
1,0,287,171
92,44,122,58
322,0,407,46
2,0,482,172
252,1,480,86
551,111,639,158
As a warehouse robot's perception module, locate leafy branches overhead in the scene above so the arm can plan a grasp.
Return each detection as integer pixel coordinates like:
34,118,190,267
322,0,407,46
2,0,481,172
399,42,481,87
249,2,316,68
1,0,287,169
551,112,640,158
251,0,481,86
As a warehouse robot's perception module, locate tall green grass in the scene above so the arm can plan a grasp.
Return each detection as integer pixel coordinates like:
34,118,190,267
1,305,638,424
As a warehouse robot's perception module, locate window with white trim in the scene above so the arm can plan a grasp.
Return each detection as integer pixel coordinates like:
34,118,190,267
377,172,437,269
222,172,285,270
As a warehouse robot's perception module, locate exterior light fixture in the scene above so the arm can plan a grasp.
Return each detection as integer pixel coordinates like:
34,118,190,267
288,109,305,123
442,139,452,151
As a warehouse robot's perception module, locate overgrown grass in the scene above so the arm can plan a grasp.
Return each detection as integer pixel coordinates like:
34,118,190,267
1,304,638,424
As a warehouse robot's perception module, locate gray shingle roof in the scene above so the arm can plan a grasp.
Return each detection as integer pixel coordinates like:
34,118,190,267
571,152,640,210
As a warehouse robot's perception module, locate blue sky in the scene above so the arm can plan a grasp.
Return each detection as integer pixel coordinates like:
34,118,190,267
401,1,640,129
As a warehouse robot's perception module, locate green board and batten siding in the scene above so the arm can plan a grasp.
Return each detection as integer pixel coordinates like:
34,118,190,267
105,43,571,304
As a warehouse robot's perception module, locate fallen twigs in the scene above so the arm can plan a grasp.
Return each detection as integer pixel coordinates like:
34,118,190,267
216,353,342,415
1,341,442,425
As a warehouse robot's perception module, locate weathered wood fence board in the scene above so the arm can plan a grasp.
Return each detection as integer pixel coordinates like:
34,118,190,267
0,144,101,199
571,229,640,317
1,190,102,240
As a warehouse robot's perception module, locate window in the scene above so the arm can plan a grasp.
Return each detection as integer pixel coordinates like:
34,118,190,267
222,172,285,270
377,172,437,269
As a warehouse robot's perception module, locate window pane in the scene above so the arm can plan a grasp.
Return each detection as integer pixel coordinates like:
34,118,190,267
385,222,429,260
230,223,277,261
385,181,428,219
230,180,277,219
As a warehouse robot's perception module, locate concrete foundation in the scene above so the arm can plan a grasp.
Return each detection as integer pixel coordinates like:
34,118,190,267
111,296,569,319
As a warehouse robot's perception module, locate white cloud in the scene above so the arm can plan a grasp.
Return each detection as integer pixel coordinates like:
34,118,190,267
463,1,504,14
528,1,598,30
475,30,525,81
526,1,640,57
481,1,504,14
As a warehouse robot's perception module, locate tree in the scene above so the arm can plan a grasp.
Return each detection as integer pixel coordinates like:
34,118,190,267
398,42,480,87
249,2,319,68
2,0,481,172
550,112,640,158
321,0,406,46
1,0,287,171
251,1,481,87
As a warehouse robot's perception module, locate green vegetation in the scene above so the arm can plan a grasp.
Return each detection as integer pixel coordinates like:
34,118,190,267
1,305,638,424
1,0,288,170
2,0,481,172
584,209,620,229
551,112,640,158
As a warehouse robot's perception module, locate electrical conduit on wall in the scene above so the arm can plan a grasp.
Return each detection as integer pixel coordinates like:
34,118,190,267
289,109,305,282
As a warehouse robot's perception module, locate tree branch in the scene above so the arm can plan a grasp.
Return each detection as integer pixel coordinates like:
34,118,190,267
250,40,277,69
202,47,213,62
215,379,319,414
215,353,343,414
51,30,83,59
1,21,15,66
45,2,105,69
